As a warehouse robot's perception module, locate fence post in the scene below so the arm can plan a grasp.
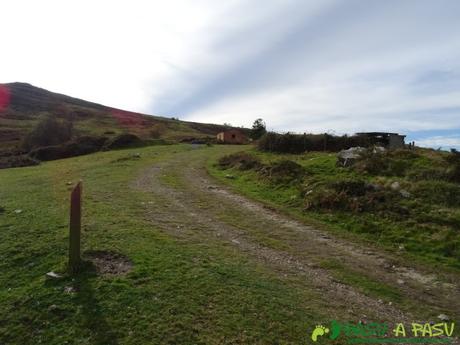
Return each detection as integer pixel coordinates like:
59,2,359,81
69,182,82,274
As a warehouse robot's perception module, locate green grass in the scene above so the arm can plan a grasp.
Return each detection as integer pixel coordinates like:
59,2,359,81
208,148,460,270
0,144,329,345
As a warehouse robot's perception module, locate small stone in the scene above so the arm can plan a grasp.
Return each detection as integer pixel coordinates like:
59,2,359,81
46,271,63,279
390,181,401,191
225,174,235,179
48,304,59,311
14,209,23,214
368,183,381,191
207,185,217,190
438,314,450,321
397,279,405,285
64,286,76,294
231,239,240,245
66,181,73,185
400,189,411,198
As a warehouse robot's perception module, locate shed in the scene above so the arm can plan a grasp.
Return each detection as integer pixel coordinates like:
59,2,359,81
216,129,248,144
356,132,406,149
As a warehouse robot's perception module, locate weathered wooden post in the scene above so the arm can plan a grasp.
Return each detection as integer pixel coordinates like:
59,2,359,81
69,182,82,274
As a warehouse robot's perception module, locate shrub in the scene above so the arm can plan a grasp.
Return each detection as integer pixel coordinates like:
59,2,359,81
250,118,267,140
103,134,144,150
352,150,389,175
332,180,368,197
406,168,449,181
23,115,73,150
411,180,460,206
303,179,402,213
0,154,40,169
445,149,460,183
150,123,167,139
259,160,304,183
352,149,418,177
29,136,108,161
258,132,370,153
218,152,262,171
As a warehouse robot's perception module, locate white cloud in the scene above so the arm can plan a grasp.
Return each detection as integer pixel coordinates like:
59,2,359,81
1,0,460,147
416,135,460,150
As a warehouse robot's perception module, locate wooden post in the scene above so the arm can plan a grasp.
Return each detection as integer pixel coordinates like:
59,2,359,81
69,182,82,274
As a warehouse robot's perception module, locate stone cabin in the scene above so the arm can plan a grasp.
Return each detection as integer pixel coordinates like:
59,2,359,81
356,132,406,149
216,129,248,144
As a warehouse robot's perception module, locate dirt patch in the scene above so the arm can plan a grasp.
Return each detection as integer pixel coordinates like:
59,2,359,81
84,250,133,276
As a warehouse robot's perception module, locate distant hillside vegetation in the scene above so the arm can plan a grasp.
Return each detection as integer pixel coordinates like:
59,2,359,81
0,82,236,150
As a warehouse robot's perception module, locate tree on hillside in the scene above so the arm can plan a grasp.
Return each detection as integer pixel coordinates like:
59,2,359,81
23,115,73,150
250,118,266,140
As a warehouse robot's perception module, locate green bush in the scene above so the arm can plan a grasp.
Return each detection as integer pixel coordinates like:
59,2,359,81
411,180,460,206
23,115,73,150
218,152,262,171
0,154,40,169
303,179,402,213
259,160,305,184
29,136,108,161
258,132,370,153
445,149,460,183
353,149,424,177
103,134,144,150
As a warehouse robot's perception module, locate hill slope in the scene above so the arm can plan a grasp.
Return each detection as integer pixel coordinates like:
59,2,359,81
1,144,458,343
0,82,233,149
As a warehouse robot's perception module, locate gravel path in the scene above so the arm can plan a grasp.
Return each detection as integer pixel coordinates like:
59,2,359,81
133,148,460,323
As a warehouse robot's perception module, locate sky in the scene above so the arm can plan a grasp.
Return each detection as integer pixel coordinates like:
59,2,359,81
1,0,460,149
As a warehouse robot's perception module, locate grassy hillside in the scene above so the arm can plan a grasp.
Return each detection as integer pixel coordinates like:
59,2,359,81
0,82,234,150
210,147,460,270
0,144,330,345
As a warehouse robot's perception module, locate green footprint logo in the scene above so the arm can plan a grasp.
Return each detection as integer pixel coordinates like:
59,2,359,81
311,325,330,342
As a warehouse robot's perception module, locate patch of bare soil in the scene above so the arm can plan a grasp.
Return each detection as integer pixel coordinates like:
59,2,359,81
84,250,133,276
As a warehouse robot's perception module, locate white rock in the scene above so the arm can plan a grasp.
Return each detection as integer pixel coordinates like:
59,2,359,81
337,147,367,167
390,181,401,191
64,286,76,294
14,209,23,214
373,146,386,154
400,189,411,198
438,314,450,321
46,271,62,279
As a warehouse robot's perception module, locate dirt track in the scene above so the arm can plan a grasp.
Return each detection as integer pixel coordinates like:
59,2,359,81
133,147,460,323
